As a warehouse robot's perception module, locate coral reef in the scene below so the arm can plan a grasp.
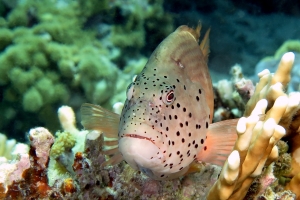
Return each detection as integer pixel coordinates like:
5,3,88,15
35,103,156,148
213,64,255,122
255,41,300,93
208,52,300,199
0,51,299,199
0,133,29,162
0,0,173,141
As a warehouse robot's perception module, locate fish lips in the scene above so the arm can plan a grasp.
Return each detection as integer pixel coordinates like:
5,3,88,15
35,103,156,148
119,128,164,174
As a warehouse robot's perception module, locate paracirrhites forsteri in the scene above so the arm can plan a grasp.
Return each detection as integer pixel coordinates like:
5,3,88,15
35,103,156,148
81,24,238,180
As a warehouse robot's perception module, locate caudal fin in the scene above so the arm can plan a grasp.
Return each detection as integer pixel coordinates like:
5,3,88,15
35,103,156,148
196,119,239,166
81,103,123,166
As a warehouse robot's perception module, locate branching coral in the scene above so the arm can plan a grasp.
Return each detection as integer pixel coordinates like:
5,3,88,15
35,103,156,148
207,52,300,199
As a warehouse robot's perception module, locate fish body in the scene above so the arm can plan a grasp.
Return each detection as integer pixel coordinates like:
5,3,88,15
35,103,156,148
81,25,237,180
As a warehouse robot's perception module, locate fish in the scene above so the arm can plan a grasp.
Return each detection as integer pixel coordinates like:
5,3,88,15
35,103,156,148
81,24,238,180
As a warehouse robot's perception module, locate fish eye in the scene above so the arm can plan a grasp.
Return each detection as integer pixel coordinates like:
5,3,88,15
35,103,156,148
162,87,175,105
166,90,174,102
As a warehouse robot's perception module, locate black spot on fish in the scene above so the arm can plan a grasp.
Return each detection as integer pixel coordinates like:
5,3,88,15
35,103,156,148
206,122,209,128
172,141,175,145
199,89,202,94
180,123,183,127
177,103,180,108
201,139,204,144
176,79,180,82
195,144,198,148
169,115,172,120
204,146,207,151
169,153,172,157
176,131,180,136
184,85,186,90
174,115,178,119
182,138,185,143
196,96,199,101
177,151,180,155
189,113,192,118
183,107,186,112
185,121,188,126
188,133,191,137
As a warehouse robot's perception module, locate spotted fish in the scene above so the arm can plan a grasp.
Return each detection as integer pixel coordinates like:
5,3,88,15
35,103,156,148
81,24,238,180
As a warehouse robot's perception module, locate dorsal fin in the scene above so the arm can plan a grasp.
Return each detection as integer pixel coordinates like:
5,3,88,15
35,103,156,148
199,27,210,63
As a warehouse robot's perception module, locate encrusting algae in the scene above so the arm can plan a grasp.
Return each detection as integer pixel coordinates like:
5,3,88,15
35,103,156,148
0,24,299,199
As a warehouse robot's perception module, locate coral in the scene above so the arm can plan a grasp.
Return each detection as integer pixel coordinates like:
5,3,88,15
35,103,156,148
274,40,300,59
0,127,55,199
50,131,76,158
207,52,300,199
0,0,173,140
0,133,29,161
286,173,300,199
48,105,88,186
213,64,254,122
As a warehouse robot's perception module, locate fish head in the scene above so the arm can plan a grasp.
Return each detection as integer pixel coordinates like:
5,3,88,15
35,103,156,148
118,70,210,180
118,25,212,180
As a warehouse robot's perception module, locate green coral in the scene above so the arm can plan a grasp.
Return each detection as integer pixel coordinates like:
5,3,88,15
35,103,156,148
0,0,173,140
22,87,43,112
0,28,13,51
274,40,300,59
273,140,292,185
50,131,76,159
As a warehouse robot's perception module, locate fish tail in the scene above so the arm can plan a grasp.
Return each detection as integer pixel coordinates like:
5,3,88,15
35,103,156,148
197,119,239,166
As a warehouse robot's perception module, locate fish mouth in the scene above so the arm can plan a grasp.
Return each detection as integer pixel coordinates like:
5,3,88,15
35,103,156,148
123,134,155,144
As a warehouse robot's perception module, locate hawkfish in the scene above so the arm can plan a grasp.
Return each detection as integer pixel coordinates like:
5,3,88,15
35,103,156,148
81,24,238,180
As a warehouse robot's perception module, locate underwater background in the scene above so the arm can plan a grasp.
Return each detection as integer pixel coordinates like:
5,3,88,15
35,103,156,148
0,0,300,199
0,0,300,142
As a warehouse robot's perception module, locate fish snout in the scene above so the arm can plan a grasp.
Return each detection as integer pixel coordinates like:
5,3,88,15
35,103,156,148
119,135,164,173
